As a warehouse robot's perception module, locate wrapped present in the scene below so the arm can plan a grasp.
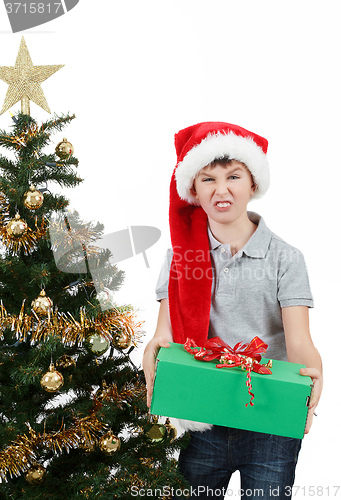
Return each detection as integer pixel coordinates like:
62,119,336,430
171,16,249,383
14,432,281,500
150,341,312,439
184,336,273,407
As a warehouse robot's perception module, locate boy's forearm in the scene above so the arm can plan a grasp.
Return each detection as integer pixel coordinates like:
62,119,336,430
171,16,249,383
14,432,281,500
282,306,322,372
282,306,323,416
154,298,173,341
143,299,173,407
287,343,322,373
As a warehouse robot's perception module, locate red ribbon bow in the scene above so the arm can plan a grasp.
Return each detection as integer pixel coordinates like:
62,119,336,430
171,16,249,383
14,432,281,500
184,336,272,406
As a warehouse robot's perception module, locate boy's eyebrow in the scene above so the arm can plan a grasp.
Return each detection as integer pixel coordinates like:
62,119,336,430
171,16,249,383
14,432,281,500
227,167,243,174
198,166,244,176
198,171,214,177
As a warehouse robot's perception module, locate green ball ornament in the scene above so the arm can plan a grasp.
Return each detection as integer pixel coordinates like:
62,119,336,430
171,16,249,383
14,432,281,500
145,416,167,445
85,332,110,356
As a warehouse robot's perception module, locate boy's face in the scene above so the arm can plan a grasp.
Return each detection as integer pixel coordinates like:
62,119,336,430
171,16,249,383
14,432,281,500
191,160,256,227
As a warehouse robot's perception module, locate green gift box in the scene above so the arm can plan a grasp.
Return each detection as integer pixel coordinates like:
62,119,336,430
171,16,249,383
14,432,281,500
150,342,312,439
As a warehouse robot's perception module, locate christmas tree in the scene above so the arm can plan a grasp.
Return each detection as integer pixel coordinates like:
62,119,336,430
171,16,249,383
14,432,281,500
0,38,188,499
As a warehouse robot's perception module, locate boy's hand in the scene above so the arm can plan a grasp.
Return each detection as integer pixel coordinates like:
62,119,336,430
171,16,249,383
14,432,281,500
304,407,314,434
143,337,170,408
299,367,323,434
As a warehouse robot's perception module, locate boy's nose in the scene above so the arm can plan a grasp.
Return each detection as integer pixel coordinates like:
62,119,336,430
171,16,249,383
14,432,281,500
215,182,230,194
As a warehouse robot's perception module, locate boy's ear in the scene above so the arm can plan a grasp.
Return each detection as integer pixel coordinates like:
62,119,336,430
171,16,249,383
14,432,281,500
250,182,258,197
250,176,257,197
190,182,197,197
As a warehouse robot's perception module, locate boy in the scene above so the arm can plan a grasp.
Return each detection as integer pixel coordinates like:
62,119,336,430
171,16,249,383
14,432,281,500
143,121,322,499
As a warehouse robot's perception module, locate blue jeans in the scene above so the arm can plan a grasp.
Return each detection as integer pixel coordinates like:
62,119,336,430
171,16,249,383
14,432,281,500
179,426,302,499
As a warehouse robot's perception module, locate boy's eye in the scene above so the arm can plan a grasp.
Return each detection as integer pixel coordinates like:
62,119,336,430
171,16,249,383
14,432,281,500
201,174,239,182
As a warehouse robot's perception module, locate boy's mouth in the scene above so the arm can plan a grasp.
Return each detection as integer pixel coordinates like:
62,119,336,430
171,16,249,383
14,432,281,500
215,201,231,208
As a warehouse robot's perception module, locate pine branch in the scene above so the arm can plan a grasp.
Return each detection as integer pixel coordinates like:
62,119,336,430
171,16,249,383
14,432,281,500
40,172,83,189
41,113,76,133
0,177,12,192
0,158,17,175
11,113,35,132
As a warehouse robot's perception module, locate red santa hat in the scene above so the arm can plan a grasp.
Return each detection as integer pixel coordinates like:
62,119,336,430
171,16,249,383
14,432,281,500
168,121,269,346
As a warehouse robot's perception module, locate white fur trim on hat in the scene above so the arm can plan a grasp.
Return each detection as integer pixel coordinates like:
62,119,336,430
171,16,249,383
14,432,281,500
171,418,212,434
175,132,270,204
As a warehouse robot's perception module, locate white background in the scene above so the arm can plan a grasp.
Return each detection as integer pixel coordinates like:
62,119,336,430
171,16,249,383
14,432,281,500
0,1,339,496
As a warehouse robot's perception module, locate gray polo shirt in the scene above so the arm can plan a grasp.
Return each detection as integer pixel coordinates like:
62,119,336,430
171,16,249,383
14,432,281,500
155,212,313,361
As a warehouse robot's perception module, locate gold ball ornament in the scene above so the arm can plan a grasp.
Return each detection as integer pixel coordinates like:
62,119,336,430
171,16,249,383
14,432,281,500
165,418,177,442
145,416,167,445
55,138,74,159
25,464,47,485
79,436,97,454
23,185,44,210
99,431,121,455
40,363,64,393
56,354,76,369
112,330,132,350
6,213,28,238
31,290,53,316
85,332,110,356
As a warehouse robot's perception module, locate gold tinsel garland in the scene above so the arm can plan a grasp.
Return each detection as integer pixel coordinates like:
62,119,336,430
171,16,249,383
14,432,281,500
0,302,143,346
0,297,144,482
0,121,39,149
48,214,109,278
0,415,108,483
79,458,182,499
0,192,9,225
0,215,47,254
110,459,181,500
96,379,147,410
48,211,104,252
0,193,47,254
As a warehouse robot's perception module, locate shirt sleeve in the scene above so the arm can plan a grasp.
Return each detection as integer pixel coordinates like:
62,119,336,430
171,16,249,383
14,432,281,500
277,247,314,308
155,248,173,302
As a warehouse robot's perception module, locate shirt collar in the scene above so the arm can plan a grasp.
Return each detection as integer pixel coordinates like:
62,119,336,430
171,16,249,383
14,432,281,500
207,211,272,258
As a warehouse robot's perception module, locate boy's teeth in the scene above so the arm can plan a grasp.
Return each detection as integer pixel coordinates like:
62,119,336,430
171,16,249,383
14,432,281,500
217,202,230,207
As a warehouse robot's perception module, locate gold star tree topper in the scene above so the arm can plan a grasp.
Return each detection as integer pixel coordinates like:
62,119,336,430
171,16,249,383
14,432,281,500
0,37,64,116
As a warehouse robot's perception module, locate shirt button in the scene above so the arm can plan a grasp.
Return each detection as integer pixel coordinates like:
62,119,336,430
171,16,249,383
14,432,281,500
224,268,229,273
221,248,226,253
